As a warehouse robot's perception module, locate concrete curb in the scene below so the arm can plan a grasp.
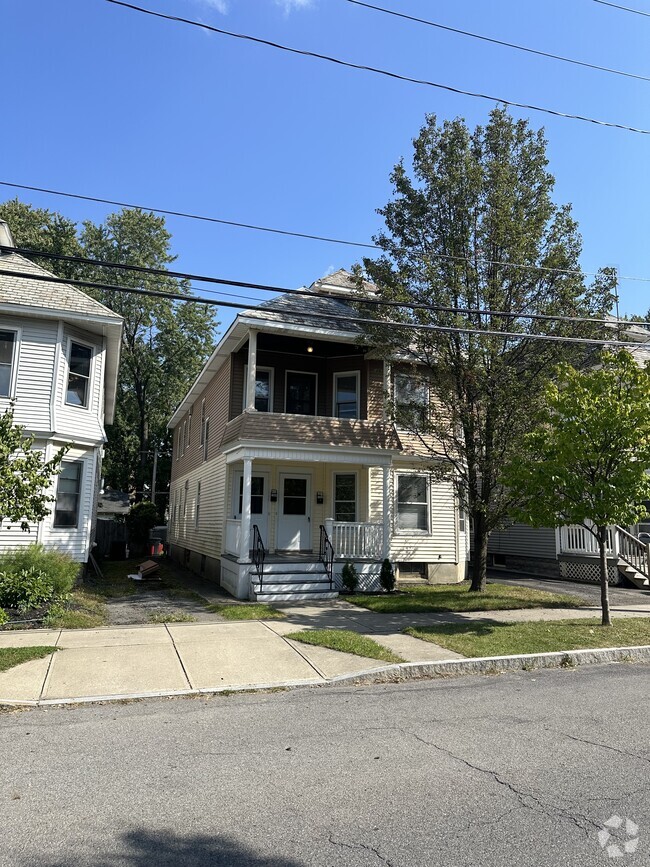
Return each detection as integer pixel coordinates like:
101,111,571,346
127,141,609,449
2,644,650,708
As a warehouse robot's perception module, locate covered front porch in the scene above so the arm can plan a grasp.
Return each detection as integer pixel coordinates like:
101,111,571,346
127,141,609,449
220,443,394,599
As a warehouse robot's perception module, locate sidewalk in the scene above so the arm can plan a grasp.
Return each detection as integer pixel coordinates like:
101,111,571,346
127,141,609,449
2,599,649,705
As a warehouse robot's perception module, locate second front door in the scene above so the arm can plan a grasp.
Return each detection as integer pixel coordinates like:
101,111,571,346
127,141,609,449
276,474,311,551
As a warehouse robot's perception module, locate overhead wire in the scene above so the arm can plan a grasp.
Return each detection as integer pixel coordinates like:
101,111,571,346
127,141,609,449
103,0,650,135
345,0,650,83
592,0,650,17
2,243,647,329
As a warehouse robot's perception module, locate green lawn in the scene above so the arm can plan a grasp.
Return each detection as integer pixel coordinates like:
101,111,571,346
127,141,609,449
148,611,196,624
0,646,57,673
44,590,107,629
207,603,285,621
348,582,584,614
406,617,650,658
286,628,404,663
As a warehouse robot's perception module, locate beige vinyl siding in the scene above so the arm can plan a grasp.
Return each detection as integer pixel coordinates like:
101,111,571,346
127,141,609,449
366,360,384,422
169,454,227,559
488,524,557,559
369,465,458,563
0,316,58,433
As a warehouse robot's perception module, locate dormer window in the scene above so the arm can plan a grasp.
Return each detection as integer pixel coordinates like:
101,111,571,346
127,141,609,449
66,341,92,408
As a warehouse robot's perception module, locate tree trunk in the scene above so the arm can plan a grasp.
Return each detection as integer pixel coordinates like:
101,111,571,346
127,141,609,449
471,510,488,592
597,525,612,627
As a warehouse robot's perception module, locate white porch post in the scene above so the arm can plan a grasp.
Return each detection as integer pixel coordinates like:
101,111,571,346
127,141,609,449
239,457,253,562
382,465,390,559
246,329,258,412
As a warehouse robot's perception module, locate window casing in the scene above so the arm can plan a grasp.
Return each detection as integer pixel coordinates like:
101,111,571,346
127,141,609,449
243,366,273,412
0,329,18,398
203,417,210,462
54,461,83,528
195,482,201,528
181,420,187,456
334,473,357,522
66,340,93,408
200,400,206,445
396,474,429,532
333,372,360,419
394,373,428,428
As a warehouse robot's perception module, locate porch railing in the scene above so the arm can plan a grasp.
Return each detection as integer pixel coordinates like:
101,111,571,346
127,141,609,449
331,522,384,560
252,524,266,589
558,524,615,556
616,525,650,578
319,525,334,591
224,519,241,556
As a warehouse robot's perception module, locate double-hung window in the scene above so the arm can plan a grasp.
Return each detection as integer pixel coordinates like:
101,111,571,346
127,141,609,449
243,366,273,412
333,372,359,419
286,371,317,415
334,473,356,522
396,474,428,531
54,461,83,528
394,373,428,428
66,341,93,408
0,330,17,397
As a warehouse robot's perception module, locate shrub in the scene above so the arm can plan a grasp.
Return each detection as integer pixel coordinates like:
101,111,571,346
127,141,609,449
0,567,55,612
0,544,78,597
341,560,359,593
379,558,395,593
126,501,158,544
0,607,8,626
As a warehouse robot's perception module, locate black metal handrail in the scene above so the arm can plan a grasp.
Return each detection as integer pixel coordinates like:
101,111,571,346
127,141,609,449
252,524,266,591
319,524,335,591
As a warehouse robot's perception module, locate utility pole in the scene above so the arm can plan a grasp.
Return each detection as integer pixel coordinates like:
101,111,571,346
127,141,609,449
151,446,158,507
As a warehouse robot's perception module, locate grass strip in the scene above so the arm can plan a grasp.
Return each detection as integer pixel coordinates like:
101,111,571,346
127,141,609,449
0,646,57,673
207,603,285,620
405,617,650,658
348,582,584,614
286,628,404,663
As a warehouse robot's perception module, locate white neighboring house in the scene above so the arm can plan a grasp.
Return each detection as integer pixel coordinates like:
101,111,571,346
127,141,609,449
0,221,122,562
167,269,469,602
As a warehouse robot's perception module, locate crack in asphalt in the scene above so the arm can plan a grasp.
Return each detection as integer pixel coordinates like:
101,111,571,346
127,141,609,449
545,728,650,766
385,726,600,838
328,834,396,866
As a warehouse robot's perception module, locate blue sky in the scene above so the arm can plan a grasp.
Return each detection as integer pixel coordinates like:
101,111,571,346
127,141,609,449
3,0,650,330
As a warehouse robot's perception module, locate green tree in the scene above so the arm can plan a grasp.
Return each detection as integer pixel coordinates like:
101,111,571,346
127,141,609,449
0,405,67,531
79,209,217,501
360,107,616,592
504,352,650,626
0,198,81,277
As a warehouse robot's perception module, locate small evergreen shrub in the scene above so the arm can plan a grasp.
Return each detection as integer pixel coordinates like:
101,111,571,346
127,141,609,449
379,558,395,593
0,567,55,612
0,607,8,626
341,560,359,593
0,544,78,597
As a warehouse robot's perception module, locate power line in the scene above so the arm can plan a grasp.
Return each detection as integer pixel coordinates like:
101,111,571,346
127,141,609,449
3,243,648,329
104,0,650,135
0,181,377,251
345,0,650,83
592,0,650,17
0,264,648,349
4,182,649,285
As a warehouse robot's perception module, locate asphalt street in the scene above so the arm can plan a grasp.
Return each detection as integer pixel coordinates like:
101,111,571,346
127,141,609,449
1,663,649,866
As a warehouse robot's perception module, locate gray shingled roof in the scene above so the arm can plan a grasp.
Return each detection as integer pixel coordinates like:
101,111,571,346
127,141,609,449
245,291,364,334
0,252,123,321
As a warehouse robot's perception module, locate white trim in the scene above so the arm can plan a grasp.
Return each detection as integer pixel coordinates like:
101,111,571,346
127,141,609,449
277,472,312,552
394,471,430,534
64,335,95,411
285,369,318,415
0,322,21,400
333,370,360,419
243,365,274,413
332,470,358,522
53,458,84,529
224,442,394,466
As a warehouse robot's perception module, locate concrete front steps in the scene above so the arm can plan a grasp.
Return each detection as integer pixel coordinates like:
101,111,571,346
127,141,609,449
251,560,339,603
618,561,650,589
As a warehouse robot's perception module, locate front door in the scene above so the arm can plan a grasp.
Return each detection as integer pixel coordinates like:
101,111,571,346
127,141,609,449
234,473,269,550
277,474,311,551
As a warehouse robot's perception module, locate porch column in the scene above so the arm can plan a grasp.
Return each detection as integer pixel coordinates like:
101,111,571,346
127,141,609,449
239,457,253,562
246,329,258,412
382,465,390,559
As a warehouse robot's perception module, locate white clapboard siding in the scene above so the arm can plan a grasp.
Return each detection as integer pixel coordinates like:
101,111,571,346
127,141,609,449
370,465,458,562
0,316,58,433
53,326,106,443
488,524,557,559
40,447,98,562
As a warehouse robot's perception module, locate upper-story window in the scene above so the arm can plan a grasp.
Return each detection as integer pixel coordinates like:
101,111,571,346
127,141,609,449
66,341,93,408
0,329,17,398
333,372,360,419
286,371,316,416
243,366,273,413
394,373,428,428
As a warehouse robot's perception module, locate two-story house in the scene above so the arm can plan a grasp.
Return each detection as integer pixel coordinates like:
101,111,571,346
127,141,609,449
168,269,469,601
0,221,122,563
